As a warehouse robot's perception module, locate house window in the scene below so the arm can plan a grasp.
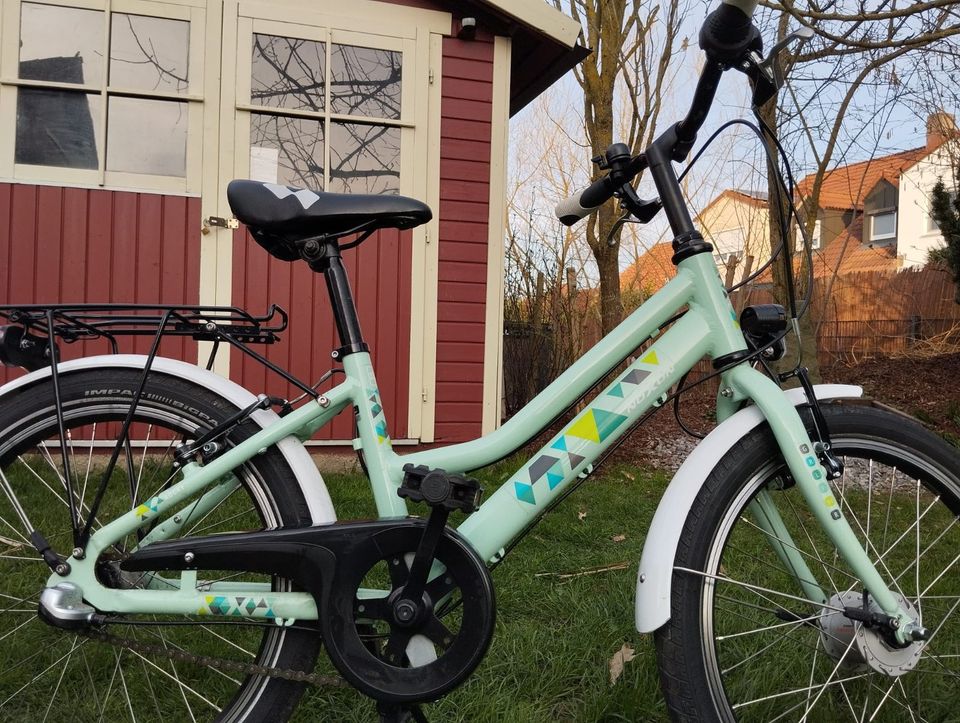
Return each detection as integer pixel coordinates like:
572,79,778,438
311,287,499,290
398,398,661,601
869,210,897,243
1,1,201,191
795,219,821,250
245,32,405,194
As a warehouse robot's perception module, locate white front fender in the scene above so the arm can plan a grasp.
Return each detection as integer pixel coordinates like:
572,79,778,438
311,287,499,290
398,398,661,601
635,384,862,633
0,355,336,525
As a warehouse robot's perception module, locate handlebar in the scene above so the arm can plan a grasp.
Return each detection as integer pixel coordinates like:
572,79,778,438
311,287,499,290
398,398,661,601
555,0,761,227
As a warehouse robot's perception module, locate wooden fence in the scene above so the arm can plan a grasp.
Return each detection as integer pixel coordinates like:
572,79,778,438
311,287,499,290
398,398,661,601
736,266,960,365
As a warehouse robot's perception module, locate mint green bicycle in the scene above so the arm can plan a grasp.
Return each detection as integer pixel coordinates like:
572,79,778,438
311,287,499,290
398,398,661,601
1,1,958,720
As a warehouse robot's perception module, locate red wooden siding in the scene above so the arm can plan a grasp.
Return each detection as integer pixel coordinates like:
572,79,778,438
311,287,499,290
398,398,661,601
231,227,412,440
0,183,201,385
434,35,494,442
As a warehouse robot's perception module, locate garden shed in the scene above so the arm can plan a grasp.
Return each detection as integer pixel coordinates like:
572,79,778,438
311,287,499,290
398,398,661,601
0,0,584,445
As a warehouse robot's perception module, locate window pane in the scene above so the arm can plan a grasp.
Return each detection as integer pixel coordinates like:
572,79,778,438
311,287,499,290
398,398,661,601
251,34,325,111
872,211,896,238
250,113,324,189
107,97,187,176
330,44,401,119
329,123,399,194
15,89,101,169
110,14,190,93
19,3,104,84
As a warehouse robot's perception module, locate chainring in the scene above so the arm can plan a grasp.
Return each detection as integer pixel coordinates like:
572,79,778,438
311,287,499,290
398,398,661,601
320,523,495,703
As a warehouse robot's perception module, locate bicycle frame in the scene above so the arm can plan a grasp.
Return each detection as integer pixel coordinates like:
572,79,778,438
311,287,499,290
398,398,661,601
51,247,914,635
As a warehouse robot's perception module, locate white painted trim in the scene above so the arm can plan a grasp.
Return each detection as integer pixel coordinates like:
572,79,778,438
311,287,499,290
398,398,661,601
475,0,580,48
238,0,450,36
0,0,208,194
406,31,443,444
481,35,510,434
634,384,864,634
0,354,337,524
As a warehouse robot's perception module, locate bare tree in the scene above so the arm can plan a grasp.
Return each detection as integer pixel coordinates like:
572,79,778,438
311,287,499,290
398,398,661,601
555,0,689,335
751,1,960,376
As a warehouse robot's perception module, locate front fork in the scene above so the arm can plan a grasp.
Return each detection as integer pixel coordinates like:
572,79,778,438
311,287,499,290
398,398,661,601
721,363,922,645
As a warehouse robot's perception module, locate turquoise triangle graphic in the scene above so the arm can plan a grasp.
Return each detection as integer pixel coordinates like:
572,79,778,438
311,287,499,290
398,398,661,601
514,481,536,505
593,408,628,442
551,437,567,452
546,472,563,489
609,383,624,398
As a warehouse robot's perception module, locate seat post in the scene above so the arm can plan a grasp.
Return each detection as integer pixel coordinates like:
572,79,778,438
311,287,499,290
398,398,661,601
308,241,368,358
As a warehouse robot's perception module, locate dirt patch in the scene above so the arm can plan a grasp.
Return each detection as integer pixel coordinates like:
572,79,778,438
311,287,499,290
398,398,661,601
827,352,960,444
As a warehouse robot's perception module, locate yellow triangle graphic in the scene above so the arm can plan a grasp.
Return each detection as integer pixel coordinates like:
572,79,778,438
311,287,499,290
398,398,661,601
640,350,659,366
567,411,600,443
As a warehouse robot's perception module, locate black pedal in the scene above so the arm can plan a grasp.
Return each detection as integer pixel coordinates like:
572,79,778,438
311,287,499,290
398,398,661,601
399,465,483,514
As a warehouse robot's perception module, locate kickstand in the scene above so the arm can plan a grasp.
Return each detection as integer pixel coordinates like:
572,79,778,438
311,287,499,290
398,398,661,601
377,702,428,723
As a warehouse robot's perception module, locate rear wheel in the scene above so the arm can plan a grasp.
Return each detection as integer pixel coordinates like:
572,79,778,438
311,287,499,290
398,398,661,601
0,368,325,722
656,403,960,722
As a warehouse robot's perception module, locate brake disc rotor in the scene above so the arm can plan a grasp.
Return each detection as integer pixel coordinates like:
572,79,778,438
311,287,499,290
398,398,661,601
820,591,924,677
320,522,495,703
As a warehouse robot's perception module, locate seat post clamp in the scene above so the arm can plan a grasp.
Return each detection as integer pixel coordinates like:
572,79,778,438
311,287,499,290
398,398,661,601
331,343,370,360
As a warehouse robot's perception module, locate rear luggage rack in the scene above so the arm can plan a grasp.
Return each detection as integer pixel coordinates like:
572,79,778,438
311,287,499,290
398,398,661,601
0,302,317,397
0,303,287,352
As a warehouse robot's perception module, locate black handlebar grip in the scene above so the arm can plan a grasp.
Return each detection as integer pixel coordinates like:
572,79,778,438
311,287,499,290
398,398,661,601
700,1,761,62
555,175,616,226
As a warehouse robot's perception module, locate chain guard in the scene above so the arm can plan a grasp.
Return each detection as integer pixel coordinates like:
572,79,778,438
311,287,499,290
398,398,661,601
121,517,495,703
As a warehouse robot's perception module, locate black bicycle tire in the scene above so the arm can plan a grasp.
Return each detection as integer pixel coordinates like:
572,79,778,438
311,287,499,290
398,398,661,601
0,367,324,723
655,402,960,722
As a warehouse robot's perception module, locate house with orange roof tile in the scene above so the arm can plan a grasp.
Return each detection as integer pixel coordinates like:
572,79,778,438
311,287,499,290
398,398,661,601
620,112,957,296
620,241,676,302
719,112,955,285
694,188,771,284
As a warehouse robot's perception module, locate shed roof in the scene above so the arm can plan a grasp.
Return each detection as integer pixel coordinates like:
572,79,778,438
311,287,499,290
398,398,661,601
459,0,589,115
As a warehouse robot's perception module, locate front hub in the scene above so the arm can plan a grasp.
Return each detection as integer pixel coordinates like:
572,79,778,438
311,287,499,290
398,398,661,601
820,591,924,676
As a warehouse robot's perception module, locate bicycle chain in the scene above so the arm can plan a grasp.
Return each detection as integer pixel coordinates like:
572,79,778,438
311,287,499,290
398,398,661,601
77,624,349,689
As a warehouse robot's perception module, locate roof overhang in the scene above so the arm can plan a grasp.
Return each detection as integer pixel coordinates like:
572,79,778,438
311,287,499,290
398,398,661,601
466,0,589,115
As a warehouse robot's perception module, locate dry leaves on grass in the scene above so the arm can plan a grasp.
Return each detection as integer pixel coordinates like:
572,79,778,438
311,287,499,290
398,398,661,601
609,643,636,685
611,533,627,543
577,509,588,521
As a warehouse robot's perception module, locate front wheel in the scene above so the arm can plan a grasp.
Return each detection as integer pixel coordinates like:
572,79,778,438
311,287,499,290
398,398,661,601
656,402,960,722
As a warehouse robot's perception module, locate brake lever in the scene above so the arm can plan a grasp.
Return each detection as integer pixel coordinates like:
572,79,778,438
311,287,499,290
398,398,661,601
740,27,814,107
619,184,662,224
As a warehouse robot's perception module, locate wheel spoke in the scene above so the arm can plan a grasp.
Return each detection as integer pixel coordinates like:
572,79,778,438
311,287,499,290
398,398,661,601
0,371,316,720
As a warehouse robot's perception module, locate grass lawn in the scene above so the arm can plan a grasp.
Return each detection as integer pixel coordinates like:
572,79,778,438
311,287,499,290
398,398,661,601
2,451,957,722
294,459,673,722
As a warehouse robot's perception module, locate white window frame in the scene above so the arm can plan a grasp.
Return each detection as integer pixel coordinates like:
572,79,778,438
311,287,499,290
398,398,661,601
234,18,415,195
0,0,208,194
869,209,897,242
795,218,821,250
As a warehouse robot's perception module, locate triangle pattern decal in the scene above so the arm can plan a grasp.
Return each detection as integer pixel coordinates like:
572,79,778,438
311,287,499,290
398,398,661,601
593,408,628,442
529,455,559,482
640,350,659,366
551,437,567,452
567,411,600,443
609,383,624,398
568,452,585,468
514,481,536,505
546,472,564,489
622,368,650,385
